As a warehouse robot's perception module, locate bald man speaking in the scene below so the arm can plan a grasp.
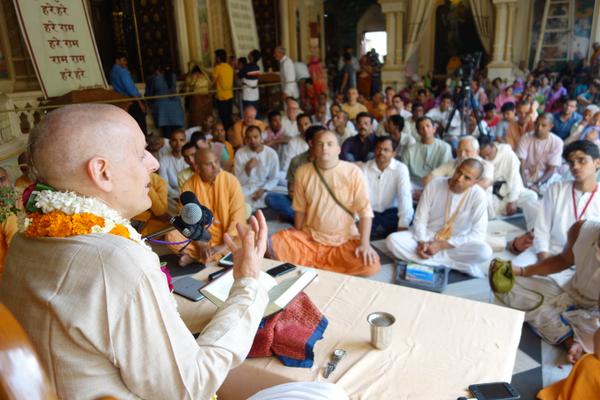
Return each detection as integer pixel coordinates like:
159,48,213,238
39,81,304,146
0,105,345,399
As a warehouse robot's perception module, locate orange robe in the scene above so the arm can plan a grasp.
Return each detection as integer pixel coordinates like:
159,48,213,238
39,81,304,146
227,120,267,149
165,171,246,262
537,354,600,399
506,120,534,150
132,173,169,237
271,161,380,276
0,214,18,280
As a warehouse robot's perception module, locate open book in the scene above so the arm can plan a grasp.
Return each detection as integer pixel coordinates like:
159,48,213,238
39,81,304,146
200,268,318,318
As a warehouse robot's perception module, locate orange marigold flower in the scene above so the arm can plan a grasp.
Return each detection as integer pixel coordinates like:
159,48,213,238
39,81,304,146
109,224,130,239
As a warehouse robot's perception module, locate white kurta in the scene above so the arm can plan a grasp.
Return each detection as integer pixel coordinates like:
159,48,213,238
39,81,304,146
426,106,461,137
279,55,299,98
279,136,309,174
159,152,188,214
361,159,414,228
0,233,269,400
488,144,539,225
386,177,492,277
235,145,280,209
499,220,600,352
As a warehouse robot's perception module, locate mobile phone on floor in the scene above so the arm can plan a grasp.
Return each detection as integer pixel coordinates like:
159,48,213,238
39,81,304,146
468,382,520,400
172,277,207,302
266,263,297,277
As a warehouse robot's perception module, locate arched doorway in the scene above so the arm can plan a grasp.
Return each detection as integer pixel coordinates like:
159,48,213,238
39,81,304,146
433,0,486,75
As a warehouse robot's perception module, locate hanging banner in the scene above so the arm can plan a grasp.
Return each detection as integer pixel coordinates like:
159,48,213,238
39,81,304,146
12,0,107,98
226,0,260,58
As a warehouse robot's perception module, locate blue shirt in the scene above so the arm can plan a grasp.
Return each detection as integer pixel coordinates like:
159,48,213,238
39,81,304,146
552,111,582,140
110,64,140,97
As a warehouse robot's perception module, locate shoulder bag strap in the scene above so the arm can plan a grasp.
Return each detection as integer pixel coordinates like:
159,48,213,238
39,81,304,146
494,281,545,312
312,161,354,218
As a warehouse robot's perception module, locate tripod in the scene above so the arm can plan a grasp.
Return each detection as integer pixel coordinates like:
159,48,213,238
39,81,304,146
443,81,487,144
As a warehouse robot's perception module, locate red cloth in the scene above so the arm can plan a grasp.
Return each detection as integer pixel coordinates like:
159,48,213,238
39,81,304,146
249,292,328,367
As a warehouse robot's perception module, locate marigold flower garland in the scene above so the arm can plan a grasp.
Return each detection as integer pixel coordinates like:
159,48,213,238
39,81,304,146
21,183,143,245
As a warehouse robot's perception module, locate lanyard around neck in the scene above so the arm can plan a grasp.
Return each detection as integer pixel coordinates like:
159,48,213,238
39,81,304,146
572,185,598,220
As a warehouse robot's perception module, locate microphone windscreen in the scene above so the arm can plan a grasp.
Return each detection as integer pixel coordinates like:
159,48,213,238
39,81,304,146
180,191,199,206
181,203,203,225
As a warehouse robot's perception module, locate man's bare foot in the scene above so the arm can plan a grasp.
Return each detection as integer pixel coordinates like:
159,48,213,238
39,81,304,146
566,340,584,364
179,254,194,267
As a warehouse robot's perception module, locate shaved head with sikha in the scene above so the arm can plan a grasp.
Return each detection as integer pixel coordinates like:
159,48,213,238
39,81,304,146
28,104,159,218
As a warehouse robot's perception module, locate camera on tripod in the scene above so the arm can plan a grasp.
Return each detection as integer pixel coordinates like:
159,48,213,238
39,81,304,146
454,52,483,87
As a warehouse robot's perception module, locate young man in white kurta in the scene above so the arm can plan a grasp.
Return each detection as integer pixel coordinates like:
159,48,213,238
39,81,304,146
386,159,492,277
279,113,311,178
362,136,414,237
512,141,600,286
499,220,600,364
478,136,538,226
235,126,280,210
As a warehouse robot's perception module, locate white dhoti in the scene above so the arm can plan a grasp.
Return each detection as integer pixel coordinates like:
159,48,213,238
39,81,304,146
490,188,539,230
386,231,493,278
248,382,348,400
496,275,600,353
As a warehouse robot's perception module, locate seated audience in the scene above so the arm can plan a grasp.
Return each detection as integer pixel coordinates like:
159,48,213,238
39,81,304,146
391,94,412,119
517,113,563,194
367,92,387,122
177,141,197,189
281,97,302,138
494,86,517,110
341,112,376,162
234,125,279,210
158,128,188,214
483,103,500,129
386,158,492,277
228,104,266,149
147,132,168,160
493,102,516,142
401,116,453,188
132,172,169,237
553,97,582,140
565,104,598,144
265,125,325,222
270,130,380,276
512,141,600,279
312,103,328,126
166,148,246,265
404,101,425,141
500,220,600,364
341,88,367,121
206,123,234,171
478,136,538,223
362,136,413,237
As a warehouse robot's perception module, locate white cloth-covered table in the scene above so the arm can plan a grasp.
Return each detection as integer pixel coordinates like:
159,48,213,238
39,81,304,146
176,259,524,400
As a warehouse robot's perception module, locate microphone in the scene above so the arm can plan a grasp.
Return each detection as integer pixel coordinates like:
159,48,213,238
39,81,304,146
142,192,213,241
172,192,213,241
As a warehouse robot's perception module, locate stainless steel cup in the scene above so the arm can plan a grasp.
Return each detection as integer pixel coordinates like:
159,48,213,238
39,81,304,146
367,312,395,350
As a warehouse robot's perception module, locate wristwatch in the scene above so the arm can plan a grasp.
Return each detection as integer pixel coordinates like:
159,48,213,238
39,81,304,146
323,349,346,378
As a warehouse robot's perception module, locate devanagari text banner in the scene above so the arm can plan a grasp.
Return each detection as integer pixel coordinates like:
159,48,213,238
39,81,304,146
226,0,260,59
13,0,107,98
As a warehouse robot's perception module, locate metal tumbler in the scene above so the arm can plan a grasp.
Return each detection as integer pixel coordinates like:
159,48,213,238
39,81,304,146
367,311,395,350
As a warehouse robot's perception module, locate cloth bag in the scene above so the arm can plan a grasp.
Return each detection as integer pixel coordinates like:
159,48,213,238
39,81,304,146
489,258,544,312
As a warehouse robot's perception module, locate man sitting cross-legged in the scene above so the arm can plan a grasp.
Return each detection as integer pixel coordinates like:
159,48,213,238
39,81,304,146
499,220,600,364
362,136,413,238
511,140,600,285
270,130,380,276
234,125,279,210
340,111,377,162
386,158,492,277
166,147,247,265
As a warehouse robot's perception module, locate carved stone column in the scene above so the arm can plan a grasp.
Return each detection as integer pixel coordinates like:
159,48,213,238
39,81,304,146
487,0,518,81
379,0,408,89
